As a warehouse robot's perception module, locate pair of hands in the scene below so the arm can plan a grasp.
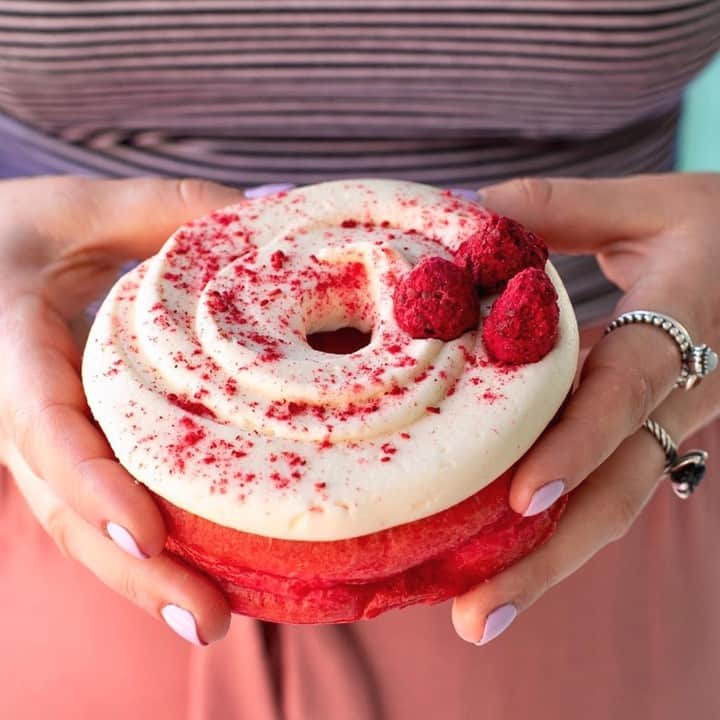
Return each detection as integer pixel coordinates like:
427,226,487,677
0,173,718,647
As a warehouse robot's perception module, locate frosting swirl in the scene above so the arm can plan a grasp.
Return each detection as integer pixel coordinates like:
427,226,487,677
83,179,579,541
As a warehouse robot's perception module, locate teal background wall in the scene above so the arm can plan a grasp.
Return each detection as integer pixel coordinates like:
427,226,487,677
678,52,720,172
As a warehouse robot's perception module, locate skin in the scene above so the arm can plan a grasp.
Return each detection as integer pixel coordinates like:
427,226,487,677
0,173,718,647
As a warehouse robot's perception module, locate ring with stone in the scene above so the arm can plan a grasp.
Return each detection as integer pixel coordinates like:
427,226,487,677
642,418,708,499
605,310,718,390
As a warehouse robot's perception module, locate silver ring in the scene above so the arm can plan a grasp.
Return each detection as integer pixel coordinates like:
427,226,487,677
605,310,718,390
643,418,708,499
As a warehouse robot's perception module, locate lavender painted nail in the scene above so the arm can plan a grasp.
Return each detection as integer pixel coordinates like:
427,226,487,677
161,604,205,646
243,183,295,199
523,479,565,517
106,521,147,560
449,188,481,202
476,603,517,646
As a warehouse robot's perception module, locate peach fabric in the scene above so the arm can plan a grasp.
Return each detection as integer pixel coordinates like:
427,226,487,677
2,385,719,718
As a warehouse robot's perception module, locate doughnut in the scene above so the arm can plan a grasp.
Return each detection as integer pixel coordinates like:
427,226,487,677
82,179,579,624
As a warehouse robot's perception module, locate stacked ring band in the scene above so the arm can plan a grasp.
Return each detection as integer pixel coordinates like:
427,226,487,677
605,309,716,499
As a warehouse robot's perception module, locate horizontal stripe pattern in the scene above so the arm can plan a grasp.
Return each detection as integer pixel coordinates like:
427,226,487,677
1,1,719,322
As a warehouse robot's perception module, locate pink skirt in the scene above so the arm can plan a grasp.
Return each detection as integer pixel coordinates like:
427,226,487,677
2,393,719,719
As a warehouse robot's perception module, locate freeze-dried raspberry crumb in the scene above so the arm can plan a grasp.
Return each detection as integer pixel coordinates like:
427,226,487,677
454,213,548,292
482,267,559,364
270,250,287,270
393,256,479,341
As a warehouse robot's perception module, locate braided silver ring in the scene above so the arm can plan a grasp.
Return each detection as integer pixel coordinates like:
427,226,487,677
605,311,718,390
642,418,707,499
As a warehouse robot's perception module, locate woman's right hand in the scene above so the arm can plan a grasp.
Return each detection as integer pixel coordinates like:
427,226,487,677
0,175,246,645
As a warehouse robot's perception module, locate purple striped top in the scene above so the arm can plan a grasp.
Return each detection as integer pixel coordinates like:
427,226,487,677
1,1,719,321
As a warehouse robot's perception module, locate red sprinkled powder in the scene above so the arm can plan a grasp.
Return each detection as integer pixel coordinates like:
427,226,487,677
400,432,411,439
381,443,397,455
288,401,310,416
202,455,216,464
259,348,283,362
283,452,308,467
426,406,441,414
212,211,240,227
387,344,402,354
380,457,391,463
341,219,358,228
225,378,238,396
270,250,288,270
206,289,235,314
167,393,216,419
460,345,476,366
271,471,290,490
314,482,327,490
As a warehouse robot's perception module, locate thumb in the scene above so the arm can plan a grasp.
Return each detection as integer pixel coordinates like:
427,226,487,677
28,176,245,260
477,175,668,253
87,177,247,259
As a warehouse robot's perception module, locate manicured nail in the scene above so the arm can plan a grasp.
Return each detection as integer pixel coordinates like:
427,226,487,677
476,603,517,646
449,188,481,202
244,183,295,199
161,604,206,646
106,521,148,560
523,479,565,517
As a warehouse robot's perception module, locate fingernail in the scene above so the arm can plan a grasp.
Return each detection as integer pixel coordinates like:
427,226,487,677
106,521,148,560
476,603,517,646
244,183,295,199
161,604,206,647
449,188,481,202
523,479,565,517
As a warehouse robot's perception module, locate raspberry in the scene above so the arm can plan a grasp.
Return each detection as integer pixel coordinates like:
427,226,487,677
394,256,479,341
455,213,548,292
482,267,559,364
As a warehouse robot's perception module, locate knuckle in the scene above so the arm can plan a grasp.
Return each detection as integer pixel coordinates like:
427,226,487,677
608,489,641,541
625,369,654,431
514,177,554,211
12,401,62,475
534,557,562,594
601,364,653,432
175,178,211,209
44,506,73,559
119,568,141,605
522,552,563,602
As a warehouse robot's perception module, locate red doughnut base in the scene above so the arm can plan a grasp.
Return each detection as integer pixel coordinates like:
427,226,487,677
154,470,567,624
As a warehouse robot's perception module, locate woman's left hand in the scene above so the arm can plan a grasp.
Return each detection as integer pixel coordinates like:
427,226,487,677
452,173,720,645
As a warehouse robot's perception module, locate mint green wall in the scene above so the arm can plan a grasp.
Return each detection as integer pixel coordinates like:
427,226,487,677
678,52,720,172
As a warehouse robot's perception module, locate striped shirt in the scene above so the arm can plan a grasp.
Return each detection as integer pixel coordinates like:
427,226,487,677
1,1,719,321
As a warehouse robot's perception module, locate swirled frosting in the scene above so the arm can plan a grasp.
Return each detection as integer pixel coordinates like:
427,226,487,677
83,179,579,541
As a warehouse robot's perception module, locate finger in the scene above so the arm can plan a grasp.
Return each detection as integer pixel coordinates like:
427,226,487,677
452,427,664,645
2,295,166,559
477,175,675,253
6,175,245,260
508,312,680,517
8,449,230,645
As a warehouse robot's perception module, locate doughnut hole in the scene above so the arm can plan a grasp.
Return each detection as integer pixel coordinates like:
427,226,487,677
303,259,375,355
307,327,373,355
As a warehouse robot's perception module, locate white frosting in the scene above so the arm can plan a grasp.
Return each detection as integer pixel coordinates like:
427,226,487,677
82,179,578,541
